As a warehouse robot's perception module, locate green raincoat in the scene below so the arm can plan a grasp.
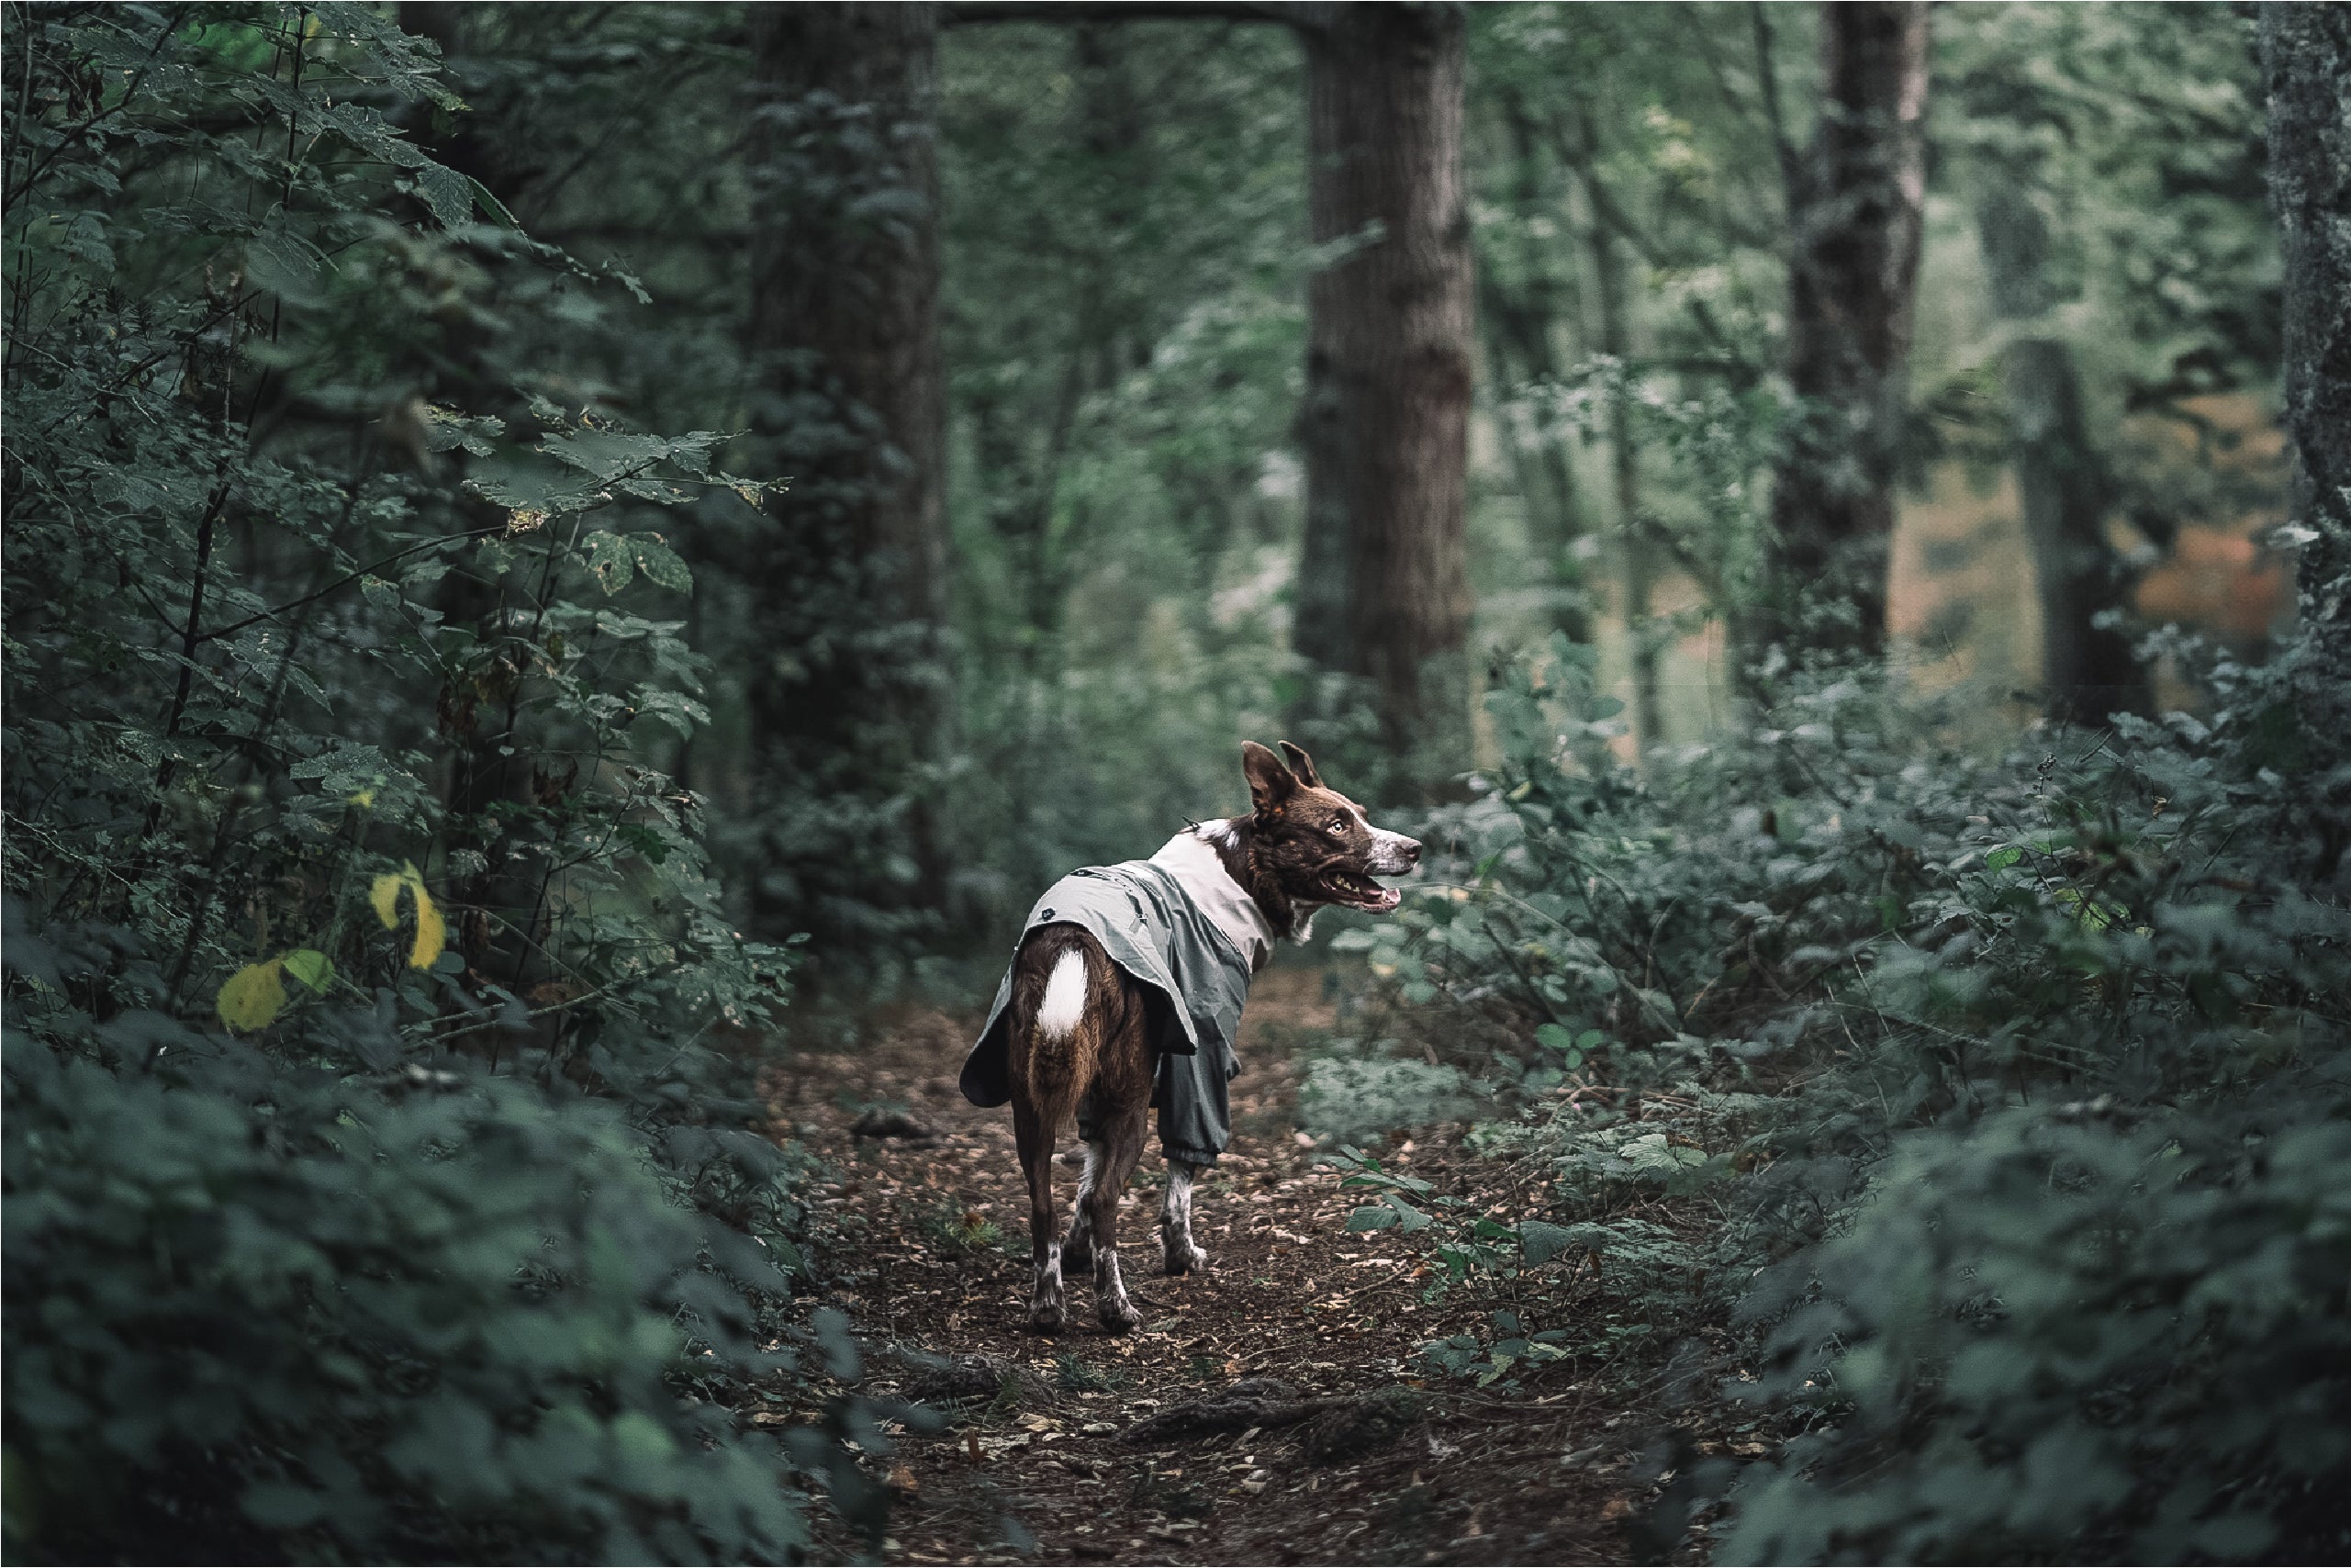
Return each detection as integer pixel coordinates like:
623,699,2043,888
959,829,1271,1166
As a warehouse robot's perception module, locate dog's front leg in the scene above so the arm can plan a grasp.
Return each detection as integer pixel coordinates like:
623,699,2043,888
1160,1159,1211,1275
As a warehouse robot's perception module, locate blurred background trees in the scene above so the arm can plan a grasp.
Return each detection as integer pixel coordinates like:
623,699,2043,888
1,0,2296,993
6,1,2341,1562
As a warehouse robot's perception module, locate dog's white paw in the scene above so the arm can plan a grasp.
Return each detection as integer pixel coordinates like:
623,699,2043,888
1162,1240,1210,1276
1029,1245,1066,1331
1029,1292,1066,1331
1092,1250,1142,1332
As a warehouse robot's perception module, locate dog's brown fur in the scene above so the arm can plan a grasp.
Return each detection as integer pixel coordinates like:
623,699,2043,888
1003,741,1420,1332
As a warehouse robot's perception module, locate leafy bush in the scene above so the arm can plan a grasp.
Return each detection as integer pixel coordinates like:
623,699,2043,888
1723,1110,2351,1564
1343,626,2351,1560
1,8,828,1561
1296,1052,1482,1146
3,1002,803,1564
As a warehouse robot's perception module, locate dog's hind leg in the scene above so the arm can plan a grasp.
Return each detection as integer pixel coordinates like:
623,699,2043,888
1013,1100,1065,1331
1060,1135,1103,1273
1085,1095,1149,1333
1160,1159,1211,1275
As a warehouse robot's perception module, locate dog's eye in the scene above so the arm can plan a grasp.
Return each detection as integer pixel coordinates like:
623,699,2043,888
1327,816,1348,834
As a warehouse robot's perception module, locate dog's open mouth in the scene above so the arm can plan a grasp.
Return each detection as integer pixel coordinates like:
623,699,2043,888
1324,871,1400,913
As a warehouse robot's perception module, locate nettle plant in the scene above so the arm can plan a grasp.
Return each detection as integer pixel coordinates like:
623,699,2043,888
1,7,834,1562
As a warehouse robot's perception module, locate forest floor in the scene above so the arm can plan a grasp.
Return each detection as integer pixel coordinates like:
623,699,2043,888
763,969,1698,1566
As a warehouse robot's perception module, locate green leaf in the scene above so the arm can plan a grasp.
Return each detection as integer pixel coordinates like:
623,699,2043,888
630,534,693,594
582,531,633,595
217,961,288,1033
1987,845,2024,870
411,161,475,228
467,176,520,230
282,949,335,995
1345,1204,1399,1232
1387,1194,1433,1233
1518,1220,1576,1265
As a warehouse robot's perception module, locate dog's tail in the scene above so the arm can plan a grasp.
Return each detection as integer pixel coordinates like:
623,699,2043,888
1011,929,1107,1133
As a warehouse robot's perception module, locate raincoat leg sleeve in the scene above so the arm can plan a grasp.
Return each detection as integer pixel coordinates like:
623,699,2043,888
1154,1036,1238,1167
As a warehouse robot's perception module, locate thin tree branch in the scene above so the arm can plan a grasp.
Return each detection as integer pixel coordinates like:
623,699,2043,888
197,525,510,644
1750,2,1801,207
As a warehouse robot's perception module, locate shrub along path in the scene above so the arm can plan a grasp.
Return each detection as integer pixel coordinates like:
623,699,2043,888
764,970,1660,1565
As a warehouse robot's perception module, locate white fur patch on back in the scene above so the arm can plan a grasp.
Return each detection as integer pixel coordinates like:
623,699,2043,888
1037,948,1087,1039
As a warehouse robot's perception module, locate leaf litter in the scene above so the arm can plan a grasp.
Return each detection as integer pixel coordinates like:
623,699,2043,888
765,970,1719,1564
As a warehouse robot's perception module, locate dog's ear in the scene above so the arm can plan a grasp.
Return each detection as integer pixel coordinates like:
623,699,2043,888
1278,742,1324,790
1241,741,1300,815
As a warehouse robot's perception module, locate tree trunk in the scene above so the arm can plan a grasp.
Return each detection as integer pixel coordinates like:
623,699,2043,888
744,3,948,944
1763,0,1929,661
1975,179,2149,724
1478,87,1592,645
1293,2,1474,796
2260,2,2351,872
1584,218,1662,759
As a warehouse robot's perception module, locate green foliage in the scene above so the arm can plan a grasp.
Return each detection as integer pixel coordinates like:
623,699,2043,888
936,19,1330,916
1295,1051,1481,1146
1724,1112,2351,1564
3,1011,804,1564
1,7,823,1561
1344,623,2351,1560
919,1197,1003,1259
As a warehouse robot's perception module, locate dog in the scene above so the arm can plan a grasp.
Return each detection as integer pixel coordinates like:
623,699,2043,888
957,741,1420,1331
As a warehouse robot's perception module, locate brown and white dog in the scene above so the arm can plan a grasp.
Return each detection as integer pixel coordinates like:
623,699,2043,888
1001,741,1420,1331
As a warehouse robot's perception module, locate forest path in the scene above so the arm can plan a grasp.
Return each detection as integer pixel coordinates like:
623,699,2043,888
768,970,1635,1566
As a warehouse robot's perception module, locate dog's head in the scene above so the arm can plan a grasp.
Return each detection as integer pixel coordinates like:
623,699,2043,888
1239,741,1421,916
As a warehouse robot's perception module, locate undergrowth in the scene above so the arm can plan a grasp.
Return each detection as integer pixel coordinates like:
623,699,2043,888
0,9,888,1560
1332,633,2351,1562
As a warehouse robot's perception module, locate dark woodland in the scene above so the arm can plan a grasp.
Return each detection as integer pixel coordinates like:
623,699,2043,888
4,3,2349,1563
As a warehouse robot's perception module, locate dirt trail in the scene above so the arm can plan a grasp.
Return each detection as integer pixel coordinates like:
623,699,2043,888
767,970,1640,1566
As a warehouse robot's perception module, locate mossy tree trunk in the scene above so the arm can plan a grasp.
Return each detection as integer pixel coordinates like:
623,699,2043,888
744,2,950,947
1292,1,1474,799
2260,2,2351,874
1974,176,2150,725
1763,1,1930,662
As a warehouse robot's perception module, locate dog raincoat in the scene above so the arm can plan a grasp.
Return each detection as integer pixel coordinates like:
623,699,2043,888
958,829,1271,1166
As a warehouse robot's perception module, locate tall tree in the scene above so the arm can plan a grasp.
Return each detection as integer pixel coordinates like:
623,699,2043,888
1476,84,1593,646
1291,0,1475,794
744,3,949,948
1559,98,1665,757
2261,1,2351,867
1763,0,1929,660
1975,174,2148,723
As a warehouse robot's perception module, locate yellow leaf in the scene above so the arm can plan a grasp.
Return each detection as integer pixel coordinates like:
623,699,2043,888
369,871,404,930
407,879,446,971
217,961,287,1033
370,862,449,970
345,788,375,809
